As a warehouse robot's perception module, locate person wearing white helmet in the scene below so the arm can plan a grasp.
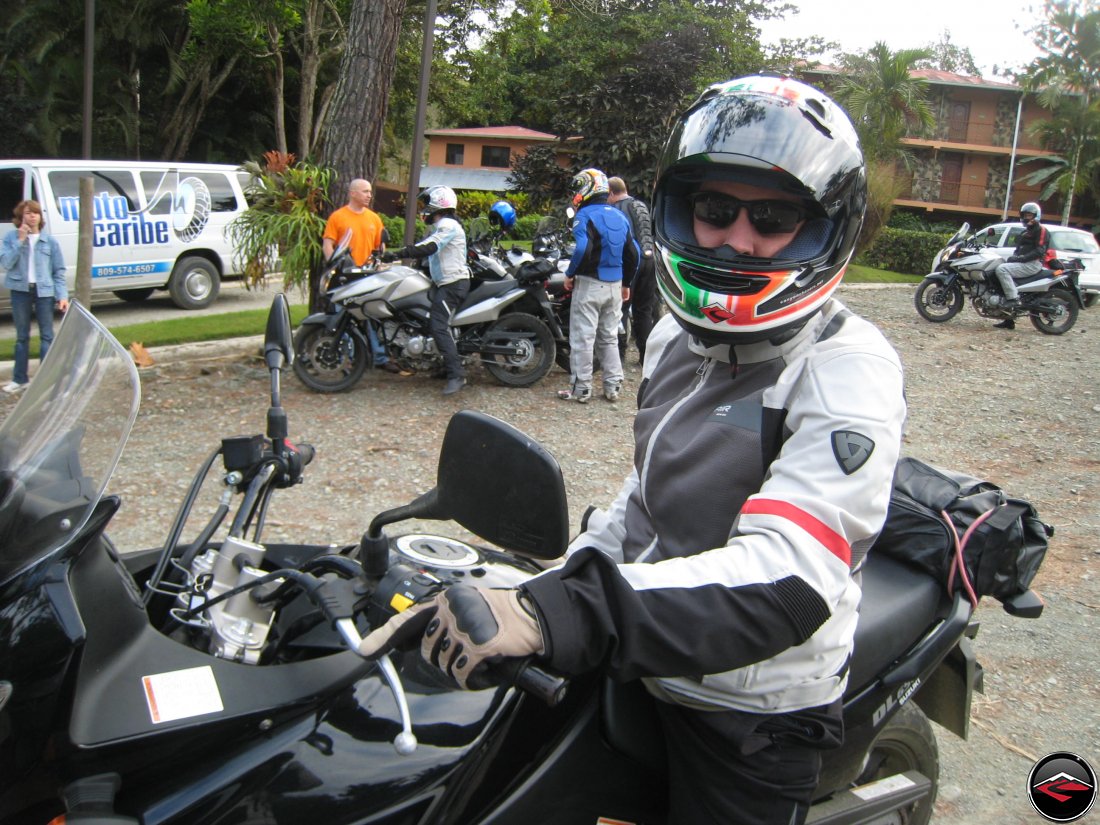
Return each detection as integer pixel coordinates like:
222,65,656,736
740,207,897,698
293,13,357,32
360,76,907,824
383,186,471,394
992,202,1048,329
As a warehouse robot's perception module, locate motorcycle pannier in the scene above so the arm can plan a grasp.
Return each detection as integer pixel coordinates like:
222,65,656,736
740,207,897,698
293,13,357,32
870,457,1053,601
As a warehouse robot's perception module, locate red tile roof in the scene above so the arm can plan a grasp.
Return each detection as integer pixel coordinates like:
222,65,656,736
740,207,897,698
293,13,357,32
424,126,559,140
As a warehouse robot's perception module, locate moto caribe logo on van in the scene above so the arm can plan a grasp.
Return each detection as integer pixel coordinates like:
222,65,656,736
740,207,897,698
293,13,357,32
56,171,212,248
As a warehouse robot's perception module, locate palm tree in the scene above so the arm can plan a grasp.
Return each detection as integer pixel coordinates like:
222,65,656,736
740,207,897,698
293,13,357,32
833,42,936,164
1022,4,1100,224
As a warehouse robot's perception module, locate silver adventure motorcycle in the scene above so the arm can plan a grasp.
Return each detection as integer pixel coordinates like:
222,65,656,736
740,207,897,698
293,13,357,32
293,233,561,392
915,222,1087,334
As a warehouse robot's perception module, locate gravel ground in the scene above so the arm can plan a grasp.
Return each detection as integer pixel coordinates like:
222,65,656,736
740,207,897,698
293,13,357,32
7,284,1097,822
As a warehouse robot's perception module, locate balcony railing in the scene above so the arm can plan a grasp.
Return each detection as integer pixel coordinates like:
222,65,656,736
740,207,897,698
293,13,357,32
903,121,1047,153
895,175,1057,217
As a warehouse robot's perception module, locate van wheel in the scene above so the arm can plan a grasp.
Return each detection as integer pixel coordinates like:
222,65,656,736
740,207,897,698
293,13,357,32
169,256,220,309
113,288,155,303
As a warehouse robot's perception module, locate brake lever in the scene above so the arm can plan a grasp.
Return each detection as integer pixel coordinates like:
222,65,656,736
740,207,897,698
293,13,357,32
336,618,417,754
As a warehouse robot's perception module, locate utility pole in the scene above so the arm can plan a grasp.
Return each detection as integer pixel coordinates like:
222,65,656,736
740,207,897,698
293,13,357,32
403,0,437,247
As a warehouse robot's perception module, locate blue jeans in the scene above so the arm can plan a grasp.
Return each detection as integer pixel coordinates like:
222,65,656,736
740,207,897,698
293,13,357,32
365,320,388,365
10,286,56,385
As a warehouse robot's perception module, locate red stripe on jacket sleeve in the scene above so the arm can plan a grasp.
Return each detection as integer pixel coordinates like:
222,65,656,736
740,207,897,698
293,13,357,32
739,498,851,566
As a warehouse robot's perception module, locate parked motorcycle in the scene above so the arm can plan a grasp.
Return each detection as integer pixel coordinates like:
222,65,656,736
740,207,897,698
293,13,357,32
0,296,1048,825
293,232,561,392
915,222,1087,334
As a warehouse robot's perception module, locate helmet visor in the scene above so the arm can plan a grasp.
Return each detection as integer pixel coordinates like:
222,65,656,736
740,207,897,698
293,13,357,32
658,89,863,216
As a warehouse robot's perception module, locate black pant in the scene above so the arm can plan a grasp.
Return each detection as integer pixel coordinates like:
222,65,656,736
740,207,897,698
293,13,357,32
630,256,658,364
655,699,843,825
431,280,469,380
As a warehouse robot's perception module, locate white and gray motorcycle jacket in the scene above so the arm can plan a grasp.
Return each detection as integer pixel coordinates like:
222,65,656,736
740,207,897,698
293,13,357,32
523,300,906,713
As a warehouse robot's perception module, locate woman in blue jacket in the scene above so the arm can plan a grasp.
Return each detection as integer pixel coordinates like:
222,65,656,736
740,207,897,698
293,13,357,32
0,200,70,393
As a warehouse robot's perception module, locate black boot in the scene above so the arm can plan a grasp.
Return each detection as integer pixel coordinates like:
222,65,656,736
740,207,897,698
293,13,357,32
994,317,1016,330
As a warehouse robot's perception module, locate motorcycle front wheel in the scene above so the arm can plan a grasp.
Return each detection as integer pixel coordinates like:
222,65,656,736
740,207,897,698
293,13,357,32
482,313,556,387
914,279,963,322
293,323,369,392
1029,288,1078,335
854,701,939,825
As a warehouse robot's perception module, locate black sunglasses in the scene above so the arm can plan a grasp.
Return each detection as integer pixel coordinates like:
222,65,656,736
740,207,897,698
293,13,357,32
689,191,813,235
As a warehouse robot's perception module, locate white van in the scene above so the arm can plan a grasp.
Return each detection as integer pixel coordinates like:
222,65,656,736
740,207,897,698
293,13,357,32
0,160,251,310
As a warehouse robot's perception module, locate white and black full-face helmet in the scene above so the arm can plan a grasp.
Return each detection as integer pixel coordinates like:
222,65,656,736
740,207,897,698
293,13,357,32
1020,202,1041,223
651,75,867,344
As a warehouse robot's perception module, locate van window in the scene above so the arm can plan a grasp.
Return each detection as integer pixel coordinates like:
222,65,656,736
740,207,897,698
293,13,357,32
0,168,28,223
140,171,240,215
47,170,141,221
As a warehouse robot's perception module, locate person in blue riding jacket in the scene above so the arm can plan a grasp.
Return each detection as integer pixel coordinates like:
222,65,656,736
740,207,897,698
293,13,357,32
557,168,640,404
360,76,907,825
382,186,471,396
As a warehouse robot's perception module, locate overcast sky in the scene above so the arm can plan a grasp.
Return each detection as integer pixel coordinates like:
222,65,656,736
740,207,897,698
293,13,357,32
754,0,1047,80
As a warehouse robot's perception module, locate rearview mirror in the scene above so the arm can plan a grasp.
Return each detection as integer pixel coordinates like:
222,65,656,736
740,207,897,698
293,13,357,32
436,411,569,558
264,293,294,370
366,410,569,559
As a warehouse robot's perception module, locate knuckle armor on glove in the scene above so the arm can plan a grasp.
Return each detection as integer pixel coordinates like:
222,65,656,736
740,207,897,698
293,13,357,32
422,586,544,688
357,585,544,690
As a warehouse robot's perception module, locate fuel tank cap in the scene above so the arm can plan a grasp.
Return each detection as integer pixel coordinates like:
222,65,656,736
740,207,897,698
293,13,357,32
393,534,481,568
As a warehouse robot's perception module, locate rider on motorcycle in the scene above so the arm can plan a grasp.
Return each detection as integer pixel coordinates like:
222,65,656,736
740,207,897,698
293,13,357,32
382,186,471,395
362,76,907,825
992,202,1048,329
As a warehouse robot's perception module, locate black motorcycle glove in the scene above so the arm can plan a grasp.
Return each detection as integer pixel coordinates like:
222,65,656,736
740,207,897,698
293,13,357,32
1007,255,1021,263
358,585,545,689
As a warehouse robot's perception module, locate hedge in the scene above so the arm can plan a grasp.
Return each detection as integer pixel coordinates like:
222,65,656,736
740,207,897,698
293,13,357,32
380,211,542,245
856,227,956,275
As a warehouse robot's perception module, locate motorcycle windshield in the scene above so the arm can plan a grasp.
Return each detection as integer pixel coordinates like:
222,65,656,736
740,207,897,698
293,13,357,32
0,303,140,586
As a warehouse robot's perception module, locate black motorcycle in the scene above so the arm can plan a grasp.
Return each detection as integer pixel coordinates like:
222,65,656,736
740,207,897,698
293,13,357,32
293,232,563,392
0,297,1046,825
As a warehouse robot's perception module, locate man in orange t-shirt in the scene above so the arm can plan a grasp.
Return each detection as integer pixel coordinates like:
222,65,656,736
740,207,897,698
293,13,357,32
321,179,401,372
323,179,385,265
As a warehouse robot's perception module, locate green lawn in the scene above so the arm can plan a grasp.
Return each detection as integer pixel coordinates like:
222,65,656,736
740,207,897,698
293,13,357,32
0,304,311,362
846,264,921,284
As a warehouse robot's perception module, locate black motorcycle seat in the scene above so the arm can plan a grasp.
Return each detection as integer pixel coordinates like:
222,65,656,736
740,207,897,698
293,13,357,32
848,552,946,694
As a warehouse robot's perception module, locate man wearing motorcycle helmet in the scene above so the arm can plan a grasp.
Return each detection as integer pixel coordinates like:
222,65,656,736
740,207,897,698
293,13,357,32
557,168,640,403
992,202,1047,329
382,186,471,395
361,76,906,825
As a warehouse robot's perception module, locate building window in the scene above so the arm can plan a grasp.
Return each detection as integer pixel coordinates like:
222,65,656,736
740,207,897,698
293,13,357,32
445,144,464,165
481,145,511,168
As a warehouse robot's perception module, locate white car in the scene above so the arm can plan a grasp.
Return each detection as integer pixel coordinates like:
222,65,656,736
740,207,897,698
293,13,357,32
958,221,1100,303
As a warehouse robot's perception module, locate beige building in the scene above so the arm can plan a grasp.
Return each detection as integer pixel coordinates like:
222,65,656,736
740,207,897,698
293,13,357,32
803,67,1095,227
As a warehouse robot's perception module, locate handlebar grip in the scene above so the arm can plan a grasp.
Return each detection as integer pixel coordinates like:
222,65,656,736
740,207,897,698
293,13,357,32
295,443,316,466
515,662,569,706
488,658,568,706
